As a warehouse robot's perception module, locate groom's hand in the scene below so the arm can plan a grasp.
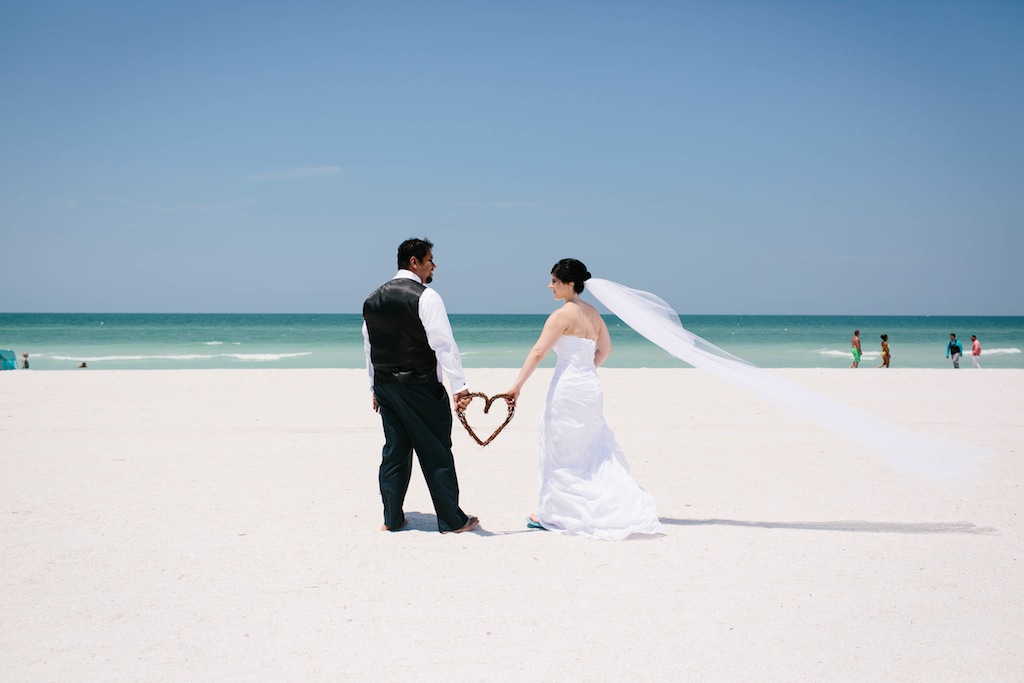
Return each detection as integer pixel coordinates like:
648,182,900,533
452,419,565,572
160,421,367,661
453,390,471,412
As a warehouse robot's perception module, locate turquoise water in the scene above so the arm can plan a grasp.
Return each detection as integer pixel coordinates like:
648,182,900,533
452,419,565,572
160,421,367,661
1,312,1021,371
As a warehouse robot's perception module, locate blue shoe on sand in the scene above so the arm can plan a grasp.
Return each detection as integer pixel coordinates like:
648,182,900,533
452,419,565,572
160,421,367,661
526,517,546,530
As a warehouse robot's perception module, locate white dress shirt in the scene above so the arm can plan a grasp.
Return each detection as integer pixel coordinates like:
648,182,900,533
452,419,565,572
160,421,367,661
362,270,469,394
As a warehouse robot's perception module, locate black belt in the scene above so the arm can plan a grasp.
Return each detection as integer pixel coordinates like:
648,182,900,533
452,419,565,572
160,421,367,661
374,369,438,385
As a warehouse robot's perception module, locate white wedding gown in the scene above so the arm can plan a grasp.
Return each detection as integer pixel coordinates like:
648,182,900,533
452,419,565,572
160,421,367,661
535,335,664,540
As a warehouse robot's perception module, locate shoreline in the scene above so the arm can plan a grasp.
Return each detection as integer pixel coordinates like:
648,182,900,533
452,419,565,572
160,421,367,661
5,312,1022,372
2,368,1022,680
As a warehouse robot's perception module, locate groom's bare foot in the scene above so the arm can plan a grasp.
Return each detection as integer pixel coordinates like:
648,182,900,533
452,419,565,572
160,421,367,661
442,516,479,534
381,519,409,532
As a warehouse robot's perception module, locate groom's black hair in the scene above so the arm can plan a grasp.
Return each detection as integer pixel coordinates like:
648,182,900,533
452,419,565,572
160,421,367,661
397,238,433,270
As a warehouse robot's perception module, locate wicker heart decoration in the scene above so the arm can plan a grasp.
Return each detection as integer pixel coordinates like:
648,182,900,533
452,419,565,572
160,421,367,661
456,392,515,446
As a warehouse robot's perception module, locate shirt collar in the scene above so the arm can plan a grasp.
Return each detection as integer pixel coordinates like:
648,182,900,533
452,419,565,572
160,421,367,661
394,269,423,284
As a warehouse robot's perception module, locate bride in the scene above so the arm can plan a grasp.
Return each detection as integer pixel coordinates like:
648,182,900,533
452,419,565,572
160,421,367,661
506,258,664,540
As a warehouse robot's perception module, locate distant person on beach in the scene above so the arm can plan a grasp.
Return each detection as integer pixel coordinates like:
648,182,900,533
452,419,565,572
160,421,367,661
947,334,963,368
22,353,29,369
971,335,982,368
879,335,890,368
505,258,662,540
850,330,862,368
78,362,87,369
361,237,478,535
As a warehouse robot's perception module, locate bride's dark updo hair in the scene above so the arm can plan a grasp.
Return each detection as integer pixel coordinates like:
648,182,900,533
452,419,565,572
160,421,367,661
551,258,592,293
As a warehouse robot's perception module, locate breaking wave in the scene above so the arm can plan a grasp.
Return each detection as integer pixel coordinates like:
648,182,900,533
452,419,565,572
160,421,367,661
46,352,313,363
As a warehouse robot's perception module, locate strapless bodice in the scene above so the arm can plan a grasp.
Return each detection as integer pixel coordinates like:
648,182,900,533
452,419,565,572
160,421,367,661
552,335,597,373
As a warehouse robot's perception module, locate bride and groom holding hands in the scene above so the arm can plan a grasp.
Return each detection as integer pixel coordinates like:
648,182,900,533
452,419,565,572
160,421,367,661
361,238,664,540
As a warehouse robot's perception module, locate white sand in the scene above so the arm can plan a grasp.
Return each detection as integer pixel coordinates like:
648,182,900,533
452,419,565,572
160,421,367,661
2,368,1022,681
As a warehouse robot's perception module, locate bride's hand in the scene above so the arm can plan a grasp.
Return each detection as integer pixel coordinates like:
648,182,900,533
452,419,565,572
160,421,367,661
505,387,520,403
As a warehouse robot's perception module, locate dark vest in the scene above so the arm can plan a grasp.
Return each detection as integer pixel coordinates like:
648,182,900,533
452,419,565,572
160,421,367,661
363,278,439,384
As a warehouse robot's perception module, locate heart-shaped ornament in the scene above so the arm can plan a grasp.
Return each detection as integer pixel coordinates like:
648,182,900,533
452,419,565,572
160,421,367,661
456,392,515,446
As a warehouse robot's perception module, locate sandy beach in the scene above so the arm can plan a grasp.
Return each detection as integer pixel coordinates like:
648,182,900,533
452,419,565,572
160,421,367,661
2,368,1022,681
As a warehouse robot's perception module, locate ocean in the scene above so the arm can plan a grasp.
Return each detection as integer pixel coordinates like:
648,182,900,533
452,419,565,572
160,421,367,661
1,313,1021,371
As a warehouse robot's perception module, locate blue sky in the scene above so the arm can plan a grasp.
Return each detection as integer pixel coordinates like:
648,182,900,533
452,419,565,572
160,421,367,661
2,1,1022,315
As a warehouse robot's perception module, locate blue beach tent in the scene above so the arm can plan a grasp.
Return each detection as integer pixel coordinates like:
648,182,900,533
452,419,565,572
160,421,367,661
0,350,16,370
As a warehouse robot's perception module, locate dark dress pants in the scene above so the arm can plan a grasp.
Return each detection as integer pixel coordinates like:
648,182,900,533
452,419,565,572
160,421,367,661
373,381,469,532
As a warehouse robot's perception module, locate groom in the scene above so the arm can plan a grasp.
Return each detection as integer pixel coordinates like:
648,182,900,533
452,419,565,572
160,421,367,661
361,238,479,534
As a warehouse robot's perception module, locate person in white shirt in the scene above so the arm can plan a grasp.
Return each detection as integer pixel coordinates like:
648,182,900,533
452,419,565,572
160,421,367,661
361,238,479,534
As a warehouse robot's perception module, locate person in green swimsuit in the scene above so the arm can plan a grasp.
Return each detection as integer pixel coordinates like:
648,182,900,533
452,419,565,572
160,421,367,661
850,329,862,368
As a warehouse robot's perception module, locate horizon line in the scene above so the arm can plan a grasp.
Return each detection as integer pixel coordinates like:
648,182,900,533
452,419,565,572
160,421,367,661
3,311,1024,318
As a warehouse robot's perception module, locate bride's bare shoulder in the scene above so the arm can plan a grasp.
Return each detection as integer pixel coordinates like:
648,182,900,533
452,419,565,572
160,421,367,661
577,300,602,322
560,300,600,340
545,305,574,329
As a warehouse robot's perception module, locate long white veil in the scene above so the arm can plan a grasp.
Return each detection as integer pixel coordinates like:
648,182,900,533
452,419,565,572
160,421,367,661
586,278,991,486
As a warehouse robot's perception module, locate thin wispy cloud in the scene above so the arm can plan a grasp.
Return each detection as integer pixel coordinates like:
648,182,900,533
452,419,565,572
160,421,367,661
0,193,32,205
86,194,251,213
88,194,176,212
453,201,539,209
247,165,341,181
780,250,914,267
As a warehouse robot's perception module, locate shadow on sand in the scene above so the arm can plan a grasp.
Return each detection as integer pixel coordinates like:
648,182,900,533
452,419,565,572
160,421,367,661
389,512,997,537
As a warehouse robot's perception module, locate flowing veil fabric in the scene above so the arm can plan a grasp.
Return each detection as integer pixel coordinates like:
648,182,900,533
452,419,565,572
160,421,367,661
586,278,991,485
